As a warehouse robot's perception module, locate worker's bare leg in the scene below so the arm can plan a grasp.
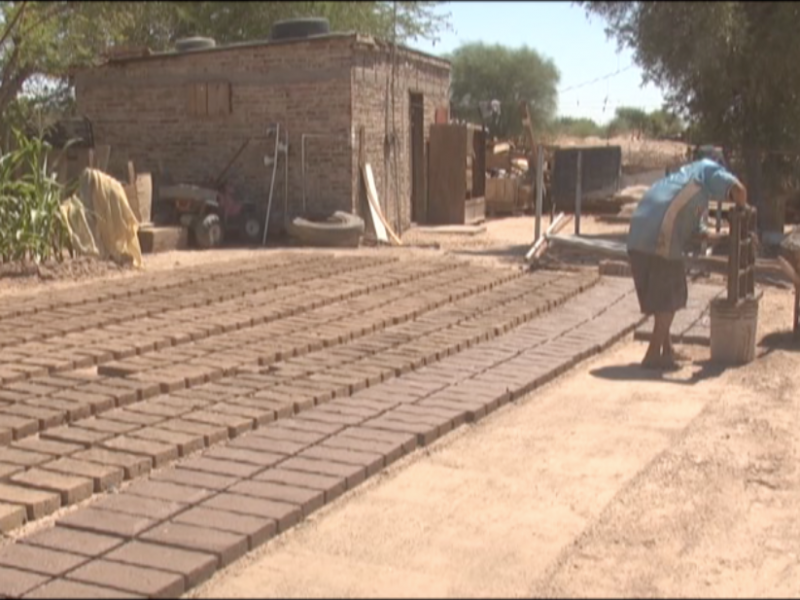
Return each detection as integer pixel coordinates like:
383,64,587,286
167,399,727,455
642,312,674,368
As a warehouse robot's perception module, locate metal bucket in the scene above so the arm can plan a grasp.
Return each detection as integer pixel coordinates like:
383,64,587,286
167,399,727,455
709,296,760,365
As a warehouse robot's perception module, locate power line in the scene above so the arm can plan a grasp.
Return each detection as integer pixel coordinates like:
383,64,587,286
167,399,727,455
558,63,636,95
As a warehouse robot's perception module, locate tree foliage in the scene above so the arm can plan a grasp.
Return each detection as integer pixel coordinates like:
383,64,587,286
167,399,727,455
554,106,684,140
0,1,449,134
579,1,800,228
448,42,560,139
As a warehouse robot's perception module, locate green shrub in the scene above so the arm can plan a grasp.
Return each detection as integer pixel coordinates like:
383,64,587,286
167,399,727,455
0,129,71,264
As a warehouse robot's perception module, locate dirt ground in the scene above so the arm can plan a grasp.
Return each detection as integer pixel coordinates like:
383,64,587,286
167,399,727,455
0,215,622,299
190,275,800,599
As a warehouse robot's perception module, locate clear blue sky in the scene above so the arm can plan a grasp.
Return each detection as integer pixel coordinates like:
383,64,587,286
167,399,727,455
408,1,665,125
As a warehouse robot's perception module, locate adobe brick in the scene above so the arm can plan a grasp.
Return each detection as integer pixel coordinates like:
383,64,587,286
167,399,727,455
200,493,300,533
53,390,115,414
22,527,124,557
124,480,213,506
360,417,440,446
22,579,143,599
40,458,124,493
202,403,275,427
150,468,237,491
11,469,93,506
39,426,114,449
25,397,92,423
74,418,141,436
105,541,217,589
0,414,39,440
0,404,65,430
0,462,22,481
129,427,205,457
177,456,262,479
298,410,363,427
0,543,88,577
182,410,254,438
172,507,276,550
11,438,81,458
0,565,50,598
322,436,406,466
0,502,25,533
271,418,344,437
229,480,324,518
139,522,248,567
66,559,185,598
0,448,52,468
202,446,283,468
155,419,228,446
101,436,178,468
58,507,157,539
229,434,307,457
279,456,365,489
72,448,151,480
253,424,328,446
0,483,60,520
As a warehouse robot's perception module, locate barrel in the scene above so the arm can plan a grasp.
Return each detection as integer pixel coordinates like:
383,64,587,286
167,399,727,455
709,296,760,365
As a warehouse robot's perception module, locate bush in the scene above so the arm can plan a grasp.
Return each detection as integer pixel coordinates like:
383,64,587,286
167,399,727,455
0,129,71,264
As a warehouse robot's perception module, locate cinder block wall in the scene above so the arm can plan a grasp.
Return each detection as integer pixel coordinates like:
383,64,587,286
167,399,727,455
350,38,451,234
75,36,355,228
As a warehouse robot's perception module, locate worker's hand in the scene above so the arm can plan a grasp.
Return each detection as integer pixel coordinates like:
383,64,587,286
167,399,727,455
729,181,748,207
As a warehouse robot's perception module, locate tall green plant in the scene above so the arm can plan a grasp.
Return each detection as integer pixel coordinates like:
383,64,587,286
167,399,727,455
0,129,70,264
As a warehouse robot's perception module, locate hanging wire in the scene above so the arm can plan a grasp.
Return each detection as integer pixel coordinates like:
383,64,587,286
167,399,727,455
558,63,635,95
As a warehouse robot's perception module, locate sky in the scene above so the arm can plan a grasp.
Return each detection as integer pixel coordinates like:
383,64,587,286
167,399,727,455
408,1,666,125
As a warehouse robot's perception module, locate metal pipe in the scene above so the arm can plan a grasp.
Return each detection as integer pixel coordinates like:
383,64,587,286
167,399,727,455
574,150,583,235
534,144,544,242
300,133,350,214
283,127,289,226
262,123,281,246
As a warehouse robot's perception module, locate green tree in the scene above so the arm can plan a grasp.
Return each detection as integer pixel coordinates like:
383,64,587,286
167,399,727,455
448,42,560,139
579,1,800,232
0,1,450,134
555,116,603,139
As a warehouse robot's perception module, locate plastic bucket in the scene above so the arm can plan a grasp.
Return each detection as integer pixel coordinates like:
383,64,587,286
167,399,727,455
709,296,760,365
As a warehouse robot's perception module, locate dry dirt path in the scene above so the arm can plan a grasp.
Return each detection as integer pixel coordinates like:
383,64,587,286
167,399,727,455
192,285,800,599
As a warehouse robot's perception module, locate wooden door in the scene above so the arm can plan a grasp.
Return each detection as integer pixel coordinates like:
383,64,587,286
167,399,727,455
409,92,425,224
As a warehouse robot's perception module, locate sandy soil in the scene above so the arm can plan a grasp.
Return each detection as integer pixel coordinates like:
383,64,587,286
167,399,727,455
0,215,623,300
191,281,800,599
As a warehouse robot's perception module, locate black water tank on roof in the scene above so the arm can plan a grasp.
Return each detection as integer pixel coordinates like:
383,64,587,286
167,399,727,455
270,18,331,41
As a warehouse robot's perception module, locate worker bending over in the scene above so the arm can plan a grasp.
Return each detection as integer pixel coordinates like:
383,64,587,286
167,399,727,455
627,148,748,369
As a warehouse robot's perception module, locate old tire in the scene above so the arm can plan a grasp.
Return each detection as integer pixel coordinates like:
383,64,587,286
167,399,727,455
175,37,217,52
270,18,330,41
193,214,224,249
286,211,364,248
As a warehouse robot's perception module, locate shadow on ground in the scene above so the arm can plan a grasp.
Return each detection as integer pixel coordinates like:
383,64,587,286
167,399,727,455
452,244,530,264
590,359,726,386
759,330,800,356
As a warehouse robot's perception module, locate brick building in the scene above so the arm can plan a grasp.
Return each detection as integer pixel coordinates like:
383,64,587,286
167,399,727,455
74,33,451,234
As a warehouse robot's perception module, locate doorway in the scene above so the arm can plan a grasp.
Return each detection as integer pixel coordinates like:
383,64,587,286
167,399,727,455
409,92,425,224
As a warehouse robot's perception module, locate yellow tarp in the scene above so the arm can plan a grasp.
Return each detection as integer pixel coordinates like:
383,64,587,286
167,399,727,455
62,168,143,269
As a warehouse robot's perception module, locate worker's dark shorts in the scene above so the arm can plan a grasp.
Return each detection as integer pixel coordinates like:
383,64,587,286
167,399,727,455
627,250,688,315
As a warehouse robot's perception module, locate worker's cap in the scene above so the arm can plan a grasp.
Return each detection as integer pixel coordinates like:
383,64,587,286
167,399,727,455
695,145,727,167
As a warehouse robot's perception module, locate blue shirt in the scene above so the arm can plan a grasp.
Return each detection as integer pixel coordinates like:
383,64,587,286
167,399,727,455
627,159,739,259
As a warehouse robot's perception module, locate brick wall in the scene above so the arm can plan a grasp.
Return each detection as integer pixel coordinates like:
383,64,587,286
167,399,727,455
350,38,451,234
75,36,355,230
75,33,450,234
